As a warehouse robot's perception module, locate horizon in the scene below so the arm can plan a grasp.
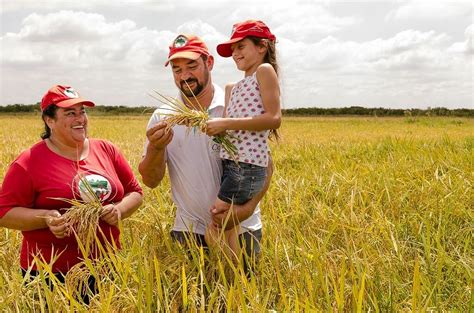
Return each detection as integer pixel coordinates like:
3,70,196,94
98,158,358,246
1,103,472,112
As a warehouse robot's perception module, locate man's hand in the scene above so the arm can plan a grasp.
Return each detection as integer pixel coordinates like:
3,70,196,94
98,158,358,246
147,121,173,151
46,210,69,239
210,204,239,230
139,121,170,188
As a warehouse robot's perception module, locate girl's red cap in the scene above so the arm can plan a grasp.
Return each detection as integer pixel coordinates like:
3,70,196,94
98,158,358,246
217,20,276,57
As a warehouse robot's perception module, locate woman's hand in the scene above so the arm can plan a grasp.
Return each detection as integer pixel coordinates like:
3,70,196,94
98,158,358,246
206,118,229,136
45,210,69,238
100,203,122,226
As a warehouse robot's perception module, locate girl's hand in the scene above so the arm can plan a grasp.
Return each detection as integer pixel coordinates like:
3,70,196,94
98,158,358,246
206,118,228,136
46,211,69,238
100,204,122,226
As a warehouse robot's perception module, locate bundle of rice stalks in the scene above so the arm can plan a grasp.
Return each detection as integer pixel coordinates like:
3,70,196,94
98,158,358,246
52,177,104,250
149,89,239,161
61,198,103,249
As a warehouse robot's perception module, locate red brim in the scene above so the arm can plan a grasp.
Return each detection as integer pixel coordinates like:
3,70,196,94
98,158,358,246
216,36,246,57
56,98,95,108
165,51,202,66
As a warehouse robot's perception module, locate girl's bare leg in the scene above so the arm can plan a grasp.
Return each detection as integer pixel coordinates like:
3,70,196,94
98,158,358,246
205,199,241,264
224,225,241,264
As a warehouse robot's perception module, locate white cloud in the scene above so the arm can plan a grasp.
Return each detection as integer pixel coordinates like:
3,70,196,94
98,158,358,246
387,0,472,20
266,4,357,41
281,29,451,74
465,24,474,54
0,0,174,12
2,11,164,69
276,28,471,108
448,24,474,55
1,10,179,106
17,11,136,42
213,1,357,42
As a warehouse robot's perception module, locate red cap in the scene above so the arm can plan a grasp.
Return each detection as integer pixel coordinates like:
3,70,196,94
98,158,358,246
165,34,210,66
41,85,95,111
216,20,276,57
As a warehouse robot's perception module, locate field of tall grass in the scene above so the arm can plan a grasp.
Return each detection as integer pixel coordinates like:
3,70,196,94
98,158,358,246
0,114,472,311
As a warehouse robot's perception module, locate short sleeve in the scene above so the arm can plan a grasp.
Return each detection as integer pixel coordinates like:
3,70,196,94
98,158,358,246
0,162,35,218
108,143,143,196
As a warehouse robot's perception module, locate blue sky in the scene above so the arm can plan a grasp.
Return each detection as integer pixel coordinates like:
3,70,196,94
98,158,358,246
1,0,472,109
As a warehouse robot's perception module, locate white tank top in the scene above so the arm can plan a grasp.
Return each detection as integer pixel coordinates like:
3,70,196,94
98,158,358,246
220,73,269,167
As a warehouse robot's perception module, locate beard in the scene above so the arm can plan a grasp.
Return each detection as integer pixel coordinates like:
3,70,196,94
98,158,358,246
179,64,210,97
180,78,203,97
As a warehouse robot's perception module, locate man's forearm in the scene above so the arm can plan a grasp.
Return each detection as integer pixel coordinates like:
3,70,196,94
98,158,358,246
138,146,166,188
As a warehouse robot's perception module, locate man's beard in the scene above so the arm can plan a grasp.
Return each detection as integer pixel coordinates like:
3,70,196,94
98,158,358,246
180,79,203,97
179,65,210,97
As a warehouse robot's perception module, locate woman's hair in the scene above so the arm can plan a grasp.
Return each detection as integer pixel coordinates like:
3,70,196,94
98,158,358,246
40,104,58,139
248,36,280,140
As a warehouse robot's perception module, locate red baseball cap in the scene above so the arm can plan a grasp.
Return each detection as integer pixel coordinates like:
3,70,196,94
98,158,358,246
165,34,210,66
216,20,276,57
41,85,95,111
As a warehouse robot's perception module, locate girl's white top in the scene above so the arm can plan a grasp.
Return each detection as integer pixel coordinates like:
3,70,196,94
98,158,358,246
221,72,270,167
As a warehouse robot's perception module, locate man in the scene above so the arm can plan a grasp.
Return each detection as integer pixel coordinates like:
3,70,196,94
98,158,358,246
138,34,271,264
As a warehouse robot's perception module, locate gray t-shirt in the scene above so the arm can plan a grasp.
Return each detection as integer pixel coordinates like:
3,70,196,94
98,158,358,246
144,84,262,235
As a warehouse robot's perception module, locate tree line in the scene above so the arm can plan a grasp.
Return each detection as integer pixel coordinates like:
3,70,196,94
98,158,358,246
282,106,473,117
0,103,472,117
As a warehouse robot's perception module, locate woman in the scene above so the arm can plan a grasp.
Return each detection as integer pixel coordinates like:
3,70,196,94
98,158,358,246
0,85,143,291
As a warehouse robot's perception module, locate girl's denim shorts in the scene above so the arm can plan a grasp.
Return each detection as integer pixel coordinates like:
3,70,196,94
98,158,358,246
218,159,267,205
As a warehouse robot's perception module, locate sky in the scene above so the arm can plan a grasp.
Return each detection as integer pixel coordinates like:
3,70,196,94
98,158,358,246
1,0,473,109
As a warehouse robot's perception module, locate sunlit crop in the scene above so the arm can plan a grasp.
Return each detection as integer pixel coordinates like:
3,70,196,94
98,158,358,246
0,114,472,311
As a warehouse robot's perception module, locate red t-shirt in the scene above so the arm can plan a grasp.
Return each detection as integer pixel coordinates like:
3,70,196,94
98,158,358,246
0,139,142,272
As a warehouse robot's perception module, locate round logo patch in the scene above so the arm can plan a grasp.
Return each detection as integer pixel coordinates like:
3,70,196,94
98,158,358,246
64,87,79,99
74,173,112,202
173,35,188,48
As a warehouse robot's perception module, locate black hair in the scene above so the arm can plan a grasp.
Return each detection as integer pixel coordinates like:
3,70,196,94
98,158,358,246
40,104,58,139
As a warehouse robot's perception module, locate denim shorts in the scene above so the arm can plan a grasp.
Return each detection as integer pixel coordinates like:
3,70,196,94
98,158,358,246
218,159,267,205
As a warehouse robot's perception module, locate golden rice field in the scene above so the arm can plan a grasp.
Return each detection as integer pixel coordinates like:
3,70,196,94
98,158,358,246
0,114,472,311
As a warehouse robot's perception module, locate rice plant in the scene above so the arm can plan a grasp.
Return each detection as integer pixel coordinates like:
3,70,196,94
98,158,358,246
55,175,104,252
149,86,239,160
0,115,472,311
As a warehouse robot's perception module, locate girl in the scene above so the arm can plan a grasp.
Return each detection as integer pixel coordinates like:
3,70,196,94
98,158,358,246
205,20,281,262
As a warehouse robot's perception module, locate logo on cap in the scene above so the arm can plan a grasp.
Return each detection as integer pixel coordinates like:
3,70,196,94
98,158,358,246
63,87,79,99
173,35,188,48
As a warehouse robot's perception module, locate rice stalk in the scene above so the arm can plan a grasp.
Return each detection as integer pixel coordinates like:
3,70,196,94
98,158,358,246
51,175,104,251
149,85,239,161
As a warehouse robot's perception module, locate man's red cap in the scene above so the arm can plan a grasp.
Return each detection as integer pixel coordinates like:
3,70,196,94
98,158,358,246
165,34,210,66
41,85,95,111
216,20,276,58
